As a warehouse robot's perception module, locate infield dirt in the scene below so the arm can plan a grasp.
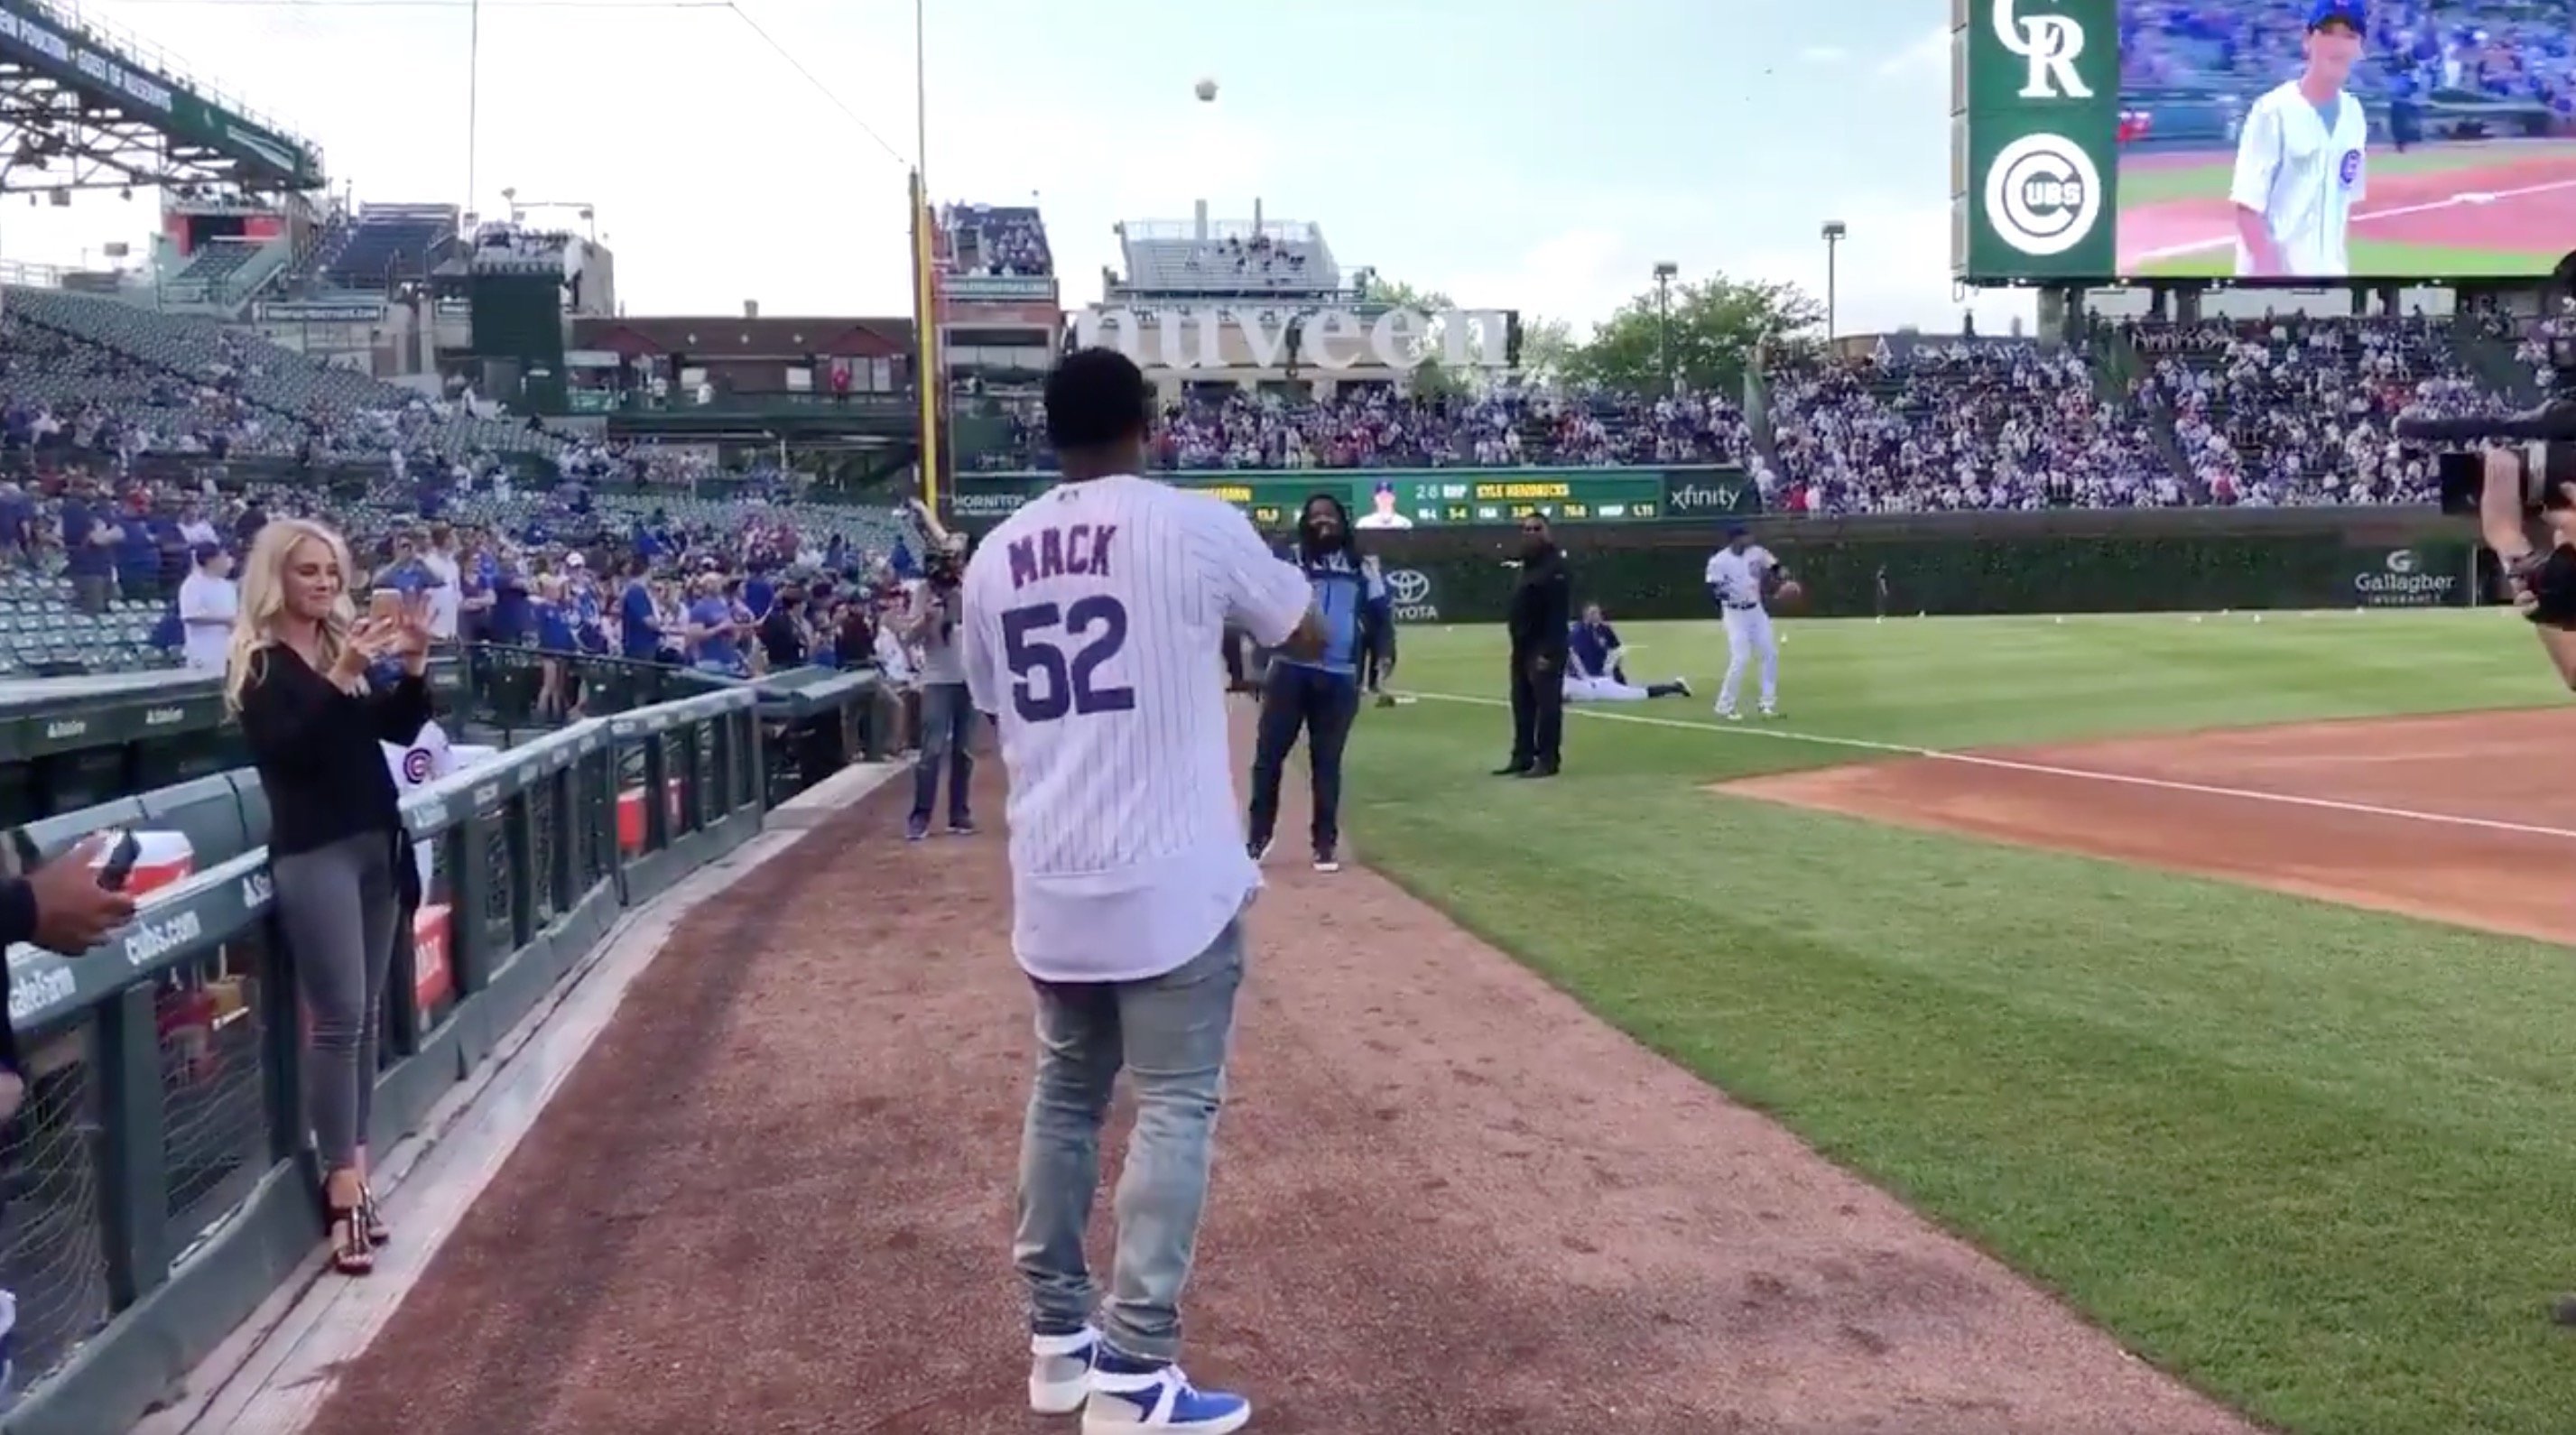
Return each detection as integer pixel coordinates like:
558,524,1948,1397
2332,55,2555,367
297,712,2262,1435
1722,708,2576,948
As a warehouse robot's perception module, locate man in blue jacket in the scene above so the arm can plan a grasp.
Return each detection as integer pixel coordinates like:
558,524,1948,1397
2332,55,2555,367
1246,492,1393,874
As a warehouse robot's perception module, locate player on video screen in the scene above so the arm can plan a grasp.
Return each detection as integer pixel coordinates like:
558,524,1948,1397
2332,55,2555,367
2228,0,2368,278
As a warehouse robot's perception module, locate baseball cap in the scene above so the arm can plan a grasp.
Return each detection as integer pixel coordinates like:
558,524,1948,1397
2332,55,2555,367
190,542,224,565
2308,0,2363,31
1374,479,1395,494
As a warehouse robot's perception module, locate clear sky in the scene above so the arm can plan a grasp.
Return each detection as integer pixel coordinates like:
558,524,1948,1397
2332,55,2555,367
0,0,2034,338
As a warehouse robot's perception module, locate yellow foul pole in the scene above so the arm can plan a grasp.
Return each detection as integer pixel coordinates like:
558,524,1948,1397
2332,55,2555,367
910,169,944,514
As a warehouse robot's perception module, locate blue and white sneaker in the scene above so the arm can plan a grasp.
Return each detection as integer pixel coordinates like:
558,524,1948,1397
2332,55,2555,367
1084,1350,1251,1433
1029,1326,1098,1415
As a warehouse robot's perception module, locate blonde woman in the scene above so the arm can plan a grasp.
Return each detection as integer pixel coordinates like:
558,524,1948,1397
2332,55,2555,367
226,518,436,1277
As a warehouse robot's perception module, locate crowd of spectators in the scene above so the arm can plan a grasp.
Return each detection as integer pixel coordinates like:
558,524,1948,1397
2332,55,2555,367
983,385,1755,473
943,205,1053,279
2127,314,2477,505
1767,342,2185,514
2118,0,2576,115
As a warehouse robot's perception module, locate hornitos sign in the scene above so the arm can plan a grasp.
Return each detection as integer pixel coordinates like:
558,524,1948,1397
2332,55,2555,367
1073,305,1511,373
1957,0,2117,282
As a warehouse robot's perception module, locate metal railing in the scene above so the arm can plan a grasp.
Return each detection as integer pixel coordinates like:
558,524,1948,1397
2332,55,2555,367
0,682,828,1435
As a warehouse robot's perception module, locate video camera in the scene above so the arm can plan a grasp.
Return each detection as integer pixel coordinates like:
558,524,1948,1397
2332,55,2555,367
2395,250,2576,515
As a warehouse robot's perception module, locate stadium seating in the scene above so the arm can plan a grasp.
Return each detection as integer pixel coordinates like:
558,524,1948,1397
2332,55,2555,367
944,204,1053,278
324,206,456,289
1117,224,1339,294
3,285,563,464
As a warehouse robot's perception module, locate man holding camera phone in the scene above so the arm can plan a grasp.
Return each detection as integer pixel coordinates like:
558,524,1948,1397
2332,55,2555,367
904,537,978,841
2473,447,2576,690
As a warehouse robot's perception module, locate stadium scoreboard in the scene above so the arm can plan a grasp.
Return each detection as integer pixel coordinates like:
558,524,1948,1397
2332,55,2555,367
950,468,1751,526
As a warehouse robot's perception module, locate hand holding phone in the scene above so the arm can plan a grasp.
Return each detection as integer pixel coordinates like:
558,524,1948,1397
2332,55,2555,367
97,829,143,892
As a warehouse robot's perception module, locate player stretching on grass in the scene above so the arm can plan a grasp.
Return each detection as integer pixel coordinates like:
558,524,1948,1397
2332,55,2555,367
2229,0,2368,278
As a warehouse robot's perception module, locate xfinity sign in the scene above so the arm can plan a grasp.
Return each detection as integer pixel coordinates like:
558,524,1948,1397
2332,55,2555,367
1075,305,1511,373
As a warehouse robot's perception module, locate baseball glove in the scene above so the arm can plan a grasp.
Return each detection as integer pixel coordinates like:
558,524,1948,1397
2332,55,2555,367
1774,579,1806,607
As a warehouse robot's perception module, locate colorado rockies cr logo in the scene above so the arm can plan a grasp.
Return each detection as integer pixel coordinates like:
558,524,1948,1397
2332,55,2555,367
1993,0,2092,99
1983,133,2103,258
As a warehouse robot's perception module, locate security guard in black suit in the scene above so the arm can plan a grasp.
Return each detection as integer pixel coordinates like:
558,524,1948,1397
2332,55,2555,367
1496,513,1572,778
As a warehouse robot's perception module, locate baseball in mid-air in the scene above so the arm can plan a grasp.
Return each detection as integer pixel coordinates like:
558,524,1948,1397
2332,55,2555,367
1194,77,1219,102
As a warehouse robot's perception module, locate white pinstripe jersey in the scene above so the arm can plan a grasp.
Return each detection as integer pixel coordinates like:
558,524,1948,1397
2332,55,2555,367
961,475,1312,982
1704,545,1775,607
2229,81,2367,277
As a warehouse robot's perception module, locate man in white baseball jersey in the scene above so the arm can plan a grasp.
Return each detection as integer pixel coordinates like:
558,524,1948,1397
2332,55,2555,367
962,347,1320,1435
1704,526,1787,720
2229,0,2368,278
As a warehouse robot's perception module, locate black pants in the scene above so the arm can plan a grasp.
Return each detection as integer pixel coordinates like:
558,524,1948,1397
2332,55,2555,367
1247,664,1361,853
1507,650,1564,769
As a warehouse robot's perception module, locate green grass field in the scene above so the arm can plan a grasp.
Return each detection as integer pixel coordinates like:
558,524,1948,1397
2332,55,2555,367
1347,610,2576,1435
2117,144,2575,278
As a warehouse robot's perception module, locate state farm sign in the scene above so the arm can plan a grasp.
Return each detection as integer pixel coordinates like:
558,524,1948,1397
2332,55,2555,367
1074,305,1511,373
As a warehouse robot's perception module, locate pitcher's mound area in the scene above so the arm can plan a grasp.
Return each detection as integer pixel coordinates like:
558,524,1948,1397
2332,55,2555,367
1719,709,2576,946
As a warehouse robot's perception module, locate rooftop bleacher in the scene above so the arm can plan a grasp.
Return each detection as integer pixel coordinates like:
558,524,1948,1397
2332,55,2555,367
320,203,458,290
941,203,1053,279
1113,218,1339,297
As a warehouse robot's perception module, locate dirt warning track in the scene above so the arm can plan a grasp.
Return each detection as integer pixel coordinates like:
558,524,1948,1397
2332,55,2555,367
298,715,2259,1435
1726,708,2576,949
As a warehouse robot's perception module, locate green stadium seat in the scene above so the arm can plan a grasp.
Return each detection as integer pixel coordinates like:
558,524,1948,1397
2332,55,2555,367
12,795,149,867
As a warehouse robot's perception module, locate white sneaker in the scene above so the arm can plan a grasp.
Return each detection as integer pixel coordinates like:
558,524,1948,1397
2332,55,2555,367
1717,708,1744,722
1030,1327,1098,1414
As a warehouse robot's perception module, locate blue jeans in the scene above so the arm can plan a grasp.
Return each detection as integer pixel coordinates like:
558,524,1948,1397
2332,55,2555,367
1015,920,1246,1362
911,681,976,825
1246,663,1360,853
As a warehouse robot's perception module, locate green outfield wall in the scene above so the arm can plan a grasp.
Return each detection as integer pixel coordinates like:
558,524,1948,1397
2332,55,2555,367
1353,508,2480,623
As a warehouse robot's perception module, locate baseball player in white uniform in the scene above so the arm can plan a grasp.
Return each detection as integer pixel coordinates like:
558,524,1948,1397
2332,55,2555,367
2229,0,2368,279
963,347,1320,1435
1704,526,1786,719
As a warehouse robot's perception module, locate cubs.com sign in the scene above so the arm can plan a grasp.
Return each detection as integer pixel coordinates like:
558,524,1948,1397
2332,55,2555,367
1955,0,2119,282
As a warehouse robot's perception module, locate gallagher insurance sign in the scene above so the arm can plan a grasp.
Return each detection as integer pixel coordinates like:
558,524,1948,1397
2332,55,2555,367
1953,0,2118,282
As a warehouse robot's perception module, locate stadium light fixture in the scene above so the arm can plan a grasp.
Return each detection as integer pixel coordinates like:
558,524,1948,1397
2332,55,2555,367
1652,262,1680,397
1820,220,1848,342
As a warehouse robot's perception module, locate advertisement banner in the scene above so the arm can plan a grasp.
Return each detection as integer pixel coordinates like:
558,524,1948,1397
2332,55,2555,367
0,1,321,188
2349,546,2464,608
951,468,1752,528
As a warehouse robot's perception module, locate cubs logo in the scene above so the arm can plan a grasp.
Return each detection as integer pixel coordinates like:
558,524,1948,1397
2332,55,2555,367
2339,149,2361,187
402,747,435,784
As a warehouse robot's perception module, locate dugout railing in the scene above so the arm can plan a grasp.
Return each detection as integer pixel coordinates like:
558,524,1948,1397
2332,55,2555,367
0,683,819,1435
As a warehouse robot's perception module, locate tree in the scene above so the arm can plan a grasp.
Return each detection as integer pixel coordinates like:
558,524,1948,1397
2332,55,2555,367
1357,275,1473,398
1560,273,1825,398
1515,315,1577,382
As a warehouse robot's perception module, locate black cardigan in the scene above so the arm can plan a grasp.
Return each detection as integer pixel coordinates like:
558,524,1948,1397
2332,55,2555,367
236,644,435,881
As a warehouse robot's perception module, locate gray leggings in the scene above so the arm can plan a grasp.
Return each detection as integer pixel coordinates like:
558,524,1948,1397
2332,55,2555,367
273,831,402,1171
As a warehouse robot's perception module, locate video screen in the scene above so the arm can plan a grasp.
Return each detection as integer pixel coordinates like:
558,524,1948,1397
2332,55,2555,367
2113,0,2576,279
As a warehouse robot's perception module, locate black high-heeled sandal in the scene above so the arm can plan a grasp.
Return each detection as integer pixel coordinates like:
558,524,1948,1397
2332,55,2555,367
328,1200,375,1275
360,1185,390,1247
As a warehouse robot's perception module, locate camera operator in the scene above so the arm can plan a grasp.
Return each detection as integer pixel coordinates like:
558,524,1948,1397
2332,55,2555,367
2473,448,2576,690
904,536,978,839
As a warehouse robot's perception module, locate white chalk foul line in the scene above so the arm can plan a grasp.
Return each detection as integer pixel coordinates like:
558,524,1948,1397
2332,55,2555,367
1404,690,2576,842
2132,173,2576,264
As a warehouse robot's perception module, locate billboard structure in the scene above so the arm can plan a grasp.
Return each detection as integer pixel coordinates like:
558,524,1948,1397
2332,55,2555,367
1955,0,2576,284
